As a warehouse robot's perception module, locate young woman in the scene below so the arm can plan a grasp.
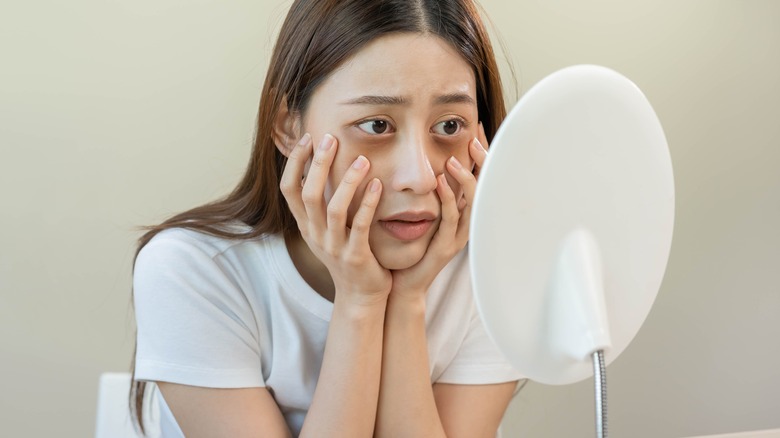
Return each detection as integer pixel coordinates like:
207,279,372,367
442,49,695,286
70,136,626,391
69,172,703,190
131,0,522,437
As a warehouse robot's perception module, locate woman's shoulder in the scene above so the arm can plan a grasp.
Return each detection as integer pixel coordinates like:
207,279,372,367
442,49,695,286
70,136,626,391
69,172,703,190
142,223,268,257
136,224,283,278
133,224,285,299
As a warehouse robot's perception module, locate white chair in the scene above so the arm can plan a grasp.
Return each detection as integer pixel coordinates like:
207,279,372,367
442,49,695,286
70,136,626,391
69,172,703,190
95,372,160,438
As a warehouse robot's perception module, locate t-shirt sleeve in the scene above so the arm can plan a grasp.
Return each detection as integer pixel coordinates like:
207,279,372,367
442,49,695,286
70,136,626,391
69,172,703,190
133,231,265,388
436,304,524,385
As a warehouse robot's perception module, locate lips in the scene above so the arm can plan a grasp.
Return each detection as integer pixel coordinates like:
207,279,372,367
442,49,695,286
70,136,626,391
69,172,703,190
379,211,436,241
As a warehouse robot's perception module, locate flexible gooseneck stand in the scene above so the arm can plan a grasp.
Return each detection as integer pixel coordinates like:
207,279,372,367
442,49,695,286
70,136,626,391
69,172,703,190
593,350,607,438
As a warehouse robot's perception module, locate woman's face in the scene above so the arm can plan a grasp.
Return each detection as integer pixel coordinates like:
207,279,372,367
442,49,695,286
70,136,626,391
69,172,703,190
301,33,478,270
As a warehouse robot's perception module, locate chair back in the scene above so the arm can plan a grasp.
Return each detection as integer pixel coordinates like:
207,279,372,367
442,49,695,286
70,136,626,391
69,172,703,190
95,372,160,438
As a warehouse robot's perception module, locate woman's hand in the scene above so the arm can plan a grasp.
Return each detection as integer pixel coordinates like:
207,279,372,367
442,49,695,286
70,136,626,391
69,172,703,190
280,133,392,305
390,123,490,297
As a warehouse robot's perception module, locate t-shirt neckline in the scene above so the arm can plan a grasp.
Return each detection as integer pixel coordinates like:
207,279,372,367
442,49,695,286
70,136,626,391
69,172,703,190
268,233,334,322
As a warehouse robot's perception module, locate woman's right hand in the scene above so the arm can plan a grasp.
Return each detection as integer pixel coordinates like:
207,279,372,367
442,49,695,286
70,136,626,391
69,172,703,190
280,133,392,305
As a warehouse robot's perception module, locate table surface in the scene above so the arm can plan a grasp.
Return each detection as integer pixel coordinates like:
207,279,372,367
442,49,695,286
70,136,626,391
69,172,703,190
684,429,780,438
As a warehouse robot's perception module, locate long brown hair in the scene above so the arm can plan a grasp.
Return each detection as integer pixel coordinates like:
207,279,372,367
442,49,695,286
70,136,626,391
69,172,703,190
130,0,507,432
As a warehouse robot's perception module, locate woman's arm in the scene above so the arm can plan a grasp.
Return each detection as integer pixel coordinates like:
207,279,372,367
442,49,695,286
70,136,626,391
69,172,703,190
374,291,518,438
299,298,387,437
433,382,518,438
158,297,387,438
157,384,292,438
375,293,518,438
375,292,446,438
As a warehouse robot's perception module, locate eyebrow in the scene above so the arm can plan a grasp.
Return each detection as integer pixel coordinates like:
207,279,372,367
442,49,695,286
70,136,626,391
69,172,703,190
340,92,475,106
341,95,409,106
434,92,476,106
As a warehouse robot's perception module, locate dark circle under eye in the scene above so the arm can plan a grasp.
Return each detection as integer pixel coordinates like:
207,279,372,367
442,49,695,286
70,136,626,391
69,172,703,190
442,120,459,135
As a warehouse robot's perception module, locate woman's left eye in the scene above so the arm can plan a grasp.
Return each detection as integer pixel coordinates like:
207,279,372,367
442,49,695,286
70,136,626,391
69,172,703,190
432,119,464,136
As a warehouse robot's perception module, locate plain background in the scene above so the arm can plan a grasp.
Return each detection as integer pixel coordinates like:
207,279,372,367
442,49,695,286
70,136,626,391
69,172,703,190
1,1,778,437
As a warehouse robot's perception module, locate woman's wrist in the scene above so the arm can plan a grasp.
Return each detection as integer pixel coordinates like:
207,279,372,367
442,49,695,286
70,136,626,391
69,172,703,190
333,289,389,318
386,290,427,314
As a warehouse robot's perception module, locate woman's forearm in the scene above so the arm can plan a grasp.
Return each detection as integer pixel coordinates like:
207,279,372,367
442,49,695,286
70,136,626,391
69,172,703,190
375,292,447,438
299,297,387,438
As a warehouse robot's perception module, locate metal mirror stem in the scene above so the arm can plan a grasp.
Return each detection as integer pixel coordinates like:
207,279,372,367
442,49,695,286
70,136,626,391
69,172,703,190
593,350,608,438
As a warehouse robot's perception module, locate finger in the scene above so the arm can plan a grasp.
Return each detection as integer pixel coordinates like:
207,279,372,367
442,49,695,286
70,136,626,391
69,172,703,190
472,122,490,178
279,133,313,223
478,121,490,151
327,155,370,231
431,174,460,248
301,134,337,229
470,134,489,172
445,157,475,241
346,178,382,251
447,155,477,204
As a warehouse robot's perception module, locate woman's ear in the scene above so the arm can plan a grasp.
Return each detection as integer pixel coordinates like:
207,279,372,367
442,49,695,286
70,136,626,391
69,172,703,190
272,96,302,157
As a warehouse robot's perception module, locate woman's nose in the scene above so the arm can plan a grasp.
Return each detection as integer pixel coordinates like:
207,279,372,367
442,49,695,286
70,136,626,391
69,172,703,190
390,134,438,194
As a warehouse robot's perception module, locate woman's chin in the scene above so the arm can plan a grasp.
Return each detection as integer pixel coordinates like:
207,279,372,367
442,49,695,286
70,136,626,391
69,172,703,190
373,245,427,271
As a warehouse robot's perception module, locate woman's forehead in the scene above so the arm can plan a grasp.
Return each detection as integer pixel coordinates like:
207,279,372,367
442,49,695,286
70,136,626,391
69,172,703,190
318,33,476,102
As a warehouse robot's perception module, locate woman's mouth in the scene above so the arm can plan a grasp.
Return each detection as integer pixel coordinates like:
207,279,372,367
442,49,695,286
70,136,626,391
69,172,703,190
379,211,437,241
379,219,434,241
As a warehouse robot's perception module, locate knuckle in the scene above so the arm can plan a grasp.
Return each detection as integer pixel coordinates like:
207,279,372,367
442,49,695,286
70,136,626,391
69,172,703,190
442,209,459,223
440,190,456,203
280,180,295,195
326,204,345,221
323,241,339,258
289,146,303,160
361,193,378,209
311,152,328,168
341,170,360,186
351,220,369,234
300,189,319,205
289,146,308,163
343,252,363,267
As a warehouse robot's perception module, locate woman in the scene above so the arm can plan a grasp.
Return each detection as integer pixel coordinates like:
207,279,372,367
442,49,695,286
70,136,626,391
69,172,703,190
131,0,522,436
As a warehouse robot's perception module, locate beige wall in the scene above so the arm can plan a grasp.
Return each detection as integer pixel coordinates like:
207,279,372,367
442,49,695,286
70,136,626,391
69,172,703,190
1,1,777,436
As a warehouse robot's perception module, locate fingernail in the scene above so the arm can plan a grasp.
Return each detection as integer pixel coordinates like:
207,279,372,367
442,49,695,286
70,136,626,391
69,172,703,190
298,133,311,146
352,155,368,169
370,178,381,192
319,134,335,151
449,156,463,170
472,137,485,151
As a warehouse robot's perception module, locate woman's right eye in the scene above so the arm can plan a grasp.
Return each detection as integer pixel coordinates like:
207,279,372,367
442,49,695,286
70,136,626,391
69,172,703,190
357,119,393,135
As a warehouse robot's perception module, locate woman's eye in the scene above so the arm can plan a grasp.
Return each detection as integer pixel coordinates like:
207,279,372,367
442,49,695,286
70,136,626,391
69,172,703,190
433,119,463,136
357,119,392,135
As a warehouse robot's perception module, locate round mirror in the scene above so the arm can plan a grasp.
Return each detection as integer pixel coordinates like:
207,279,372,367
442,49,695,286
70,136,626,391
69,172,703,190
470,65,675,385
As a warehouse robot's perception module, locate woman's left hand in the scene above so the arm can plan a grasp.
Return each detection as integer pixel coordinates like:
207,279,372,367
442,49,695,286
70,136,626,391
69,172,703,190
390,122,490,297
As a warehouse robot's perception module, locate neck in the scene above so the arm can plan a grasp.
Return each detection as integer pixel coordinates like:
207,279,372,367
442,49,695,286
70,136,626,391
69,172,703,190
285,234,336,302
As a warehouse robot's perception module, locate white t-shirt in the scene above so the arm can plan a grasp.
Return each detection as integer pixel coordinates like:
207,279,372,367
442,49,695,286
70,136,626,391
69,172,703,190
134,225,521,437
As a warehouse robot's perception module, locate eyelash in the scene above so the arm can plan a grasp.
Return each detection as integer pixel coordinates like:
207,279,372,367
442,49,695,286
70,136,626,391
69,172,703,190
354,117,470,136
